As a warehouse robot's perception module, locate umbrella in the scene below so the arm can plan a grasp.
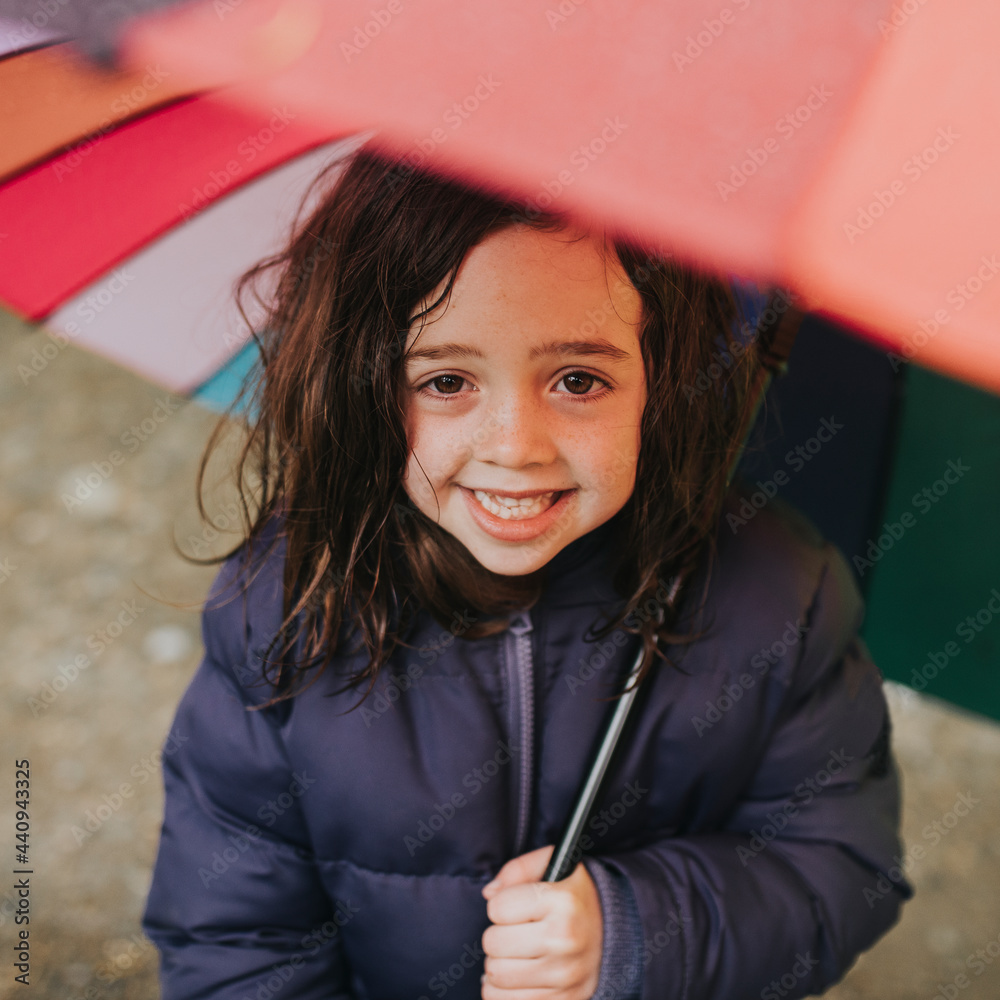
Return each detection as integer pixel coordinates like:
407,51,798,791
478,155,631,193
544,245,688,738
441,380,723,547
4,0,999,390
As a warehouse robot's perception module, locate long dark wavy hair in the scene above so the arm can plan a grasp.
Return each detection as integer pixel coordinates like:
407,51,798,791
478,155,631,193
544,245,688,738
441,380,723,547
186,134,763,709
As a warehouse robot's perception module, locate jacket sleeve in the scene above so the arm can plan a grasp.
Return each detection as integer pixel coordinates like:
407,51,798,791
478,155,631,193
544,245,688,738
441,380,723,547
141,554,355,1000
585,543,912,1000
581,857,645,999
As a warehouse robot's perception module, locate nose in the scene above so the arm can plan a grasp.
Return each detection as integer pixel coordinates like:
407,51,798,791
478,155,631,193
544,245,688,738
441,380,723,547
472,390,559,469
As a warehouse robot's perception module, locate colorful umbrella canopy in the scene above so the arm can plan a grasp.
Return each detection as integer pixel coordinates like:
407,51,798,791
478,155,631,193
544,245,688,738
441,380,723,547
4,0,999,394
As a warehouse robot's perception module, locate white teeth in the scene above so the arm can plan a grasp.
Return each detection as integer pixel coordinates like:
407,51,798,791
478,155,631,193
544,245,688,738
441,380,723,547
472,490,559,520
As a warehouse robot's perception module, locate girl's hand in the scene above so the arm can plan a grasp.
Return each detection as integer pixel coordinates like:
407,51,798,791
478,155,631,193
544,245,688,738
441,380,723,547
480,844,603,1000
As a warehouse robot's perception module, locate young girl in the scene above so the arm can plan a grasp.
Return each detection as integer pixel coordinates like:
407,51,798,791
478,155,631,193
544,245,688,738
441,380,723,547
142,138,910,1000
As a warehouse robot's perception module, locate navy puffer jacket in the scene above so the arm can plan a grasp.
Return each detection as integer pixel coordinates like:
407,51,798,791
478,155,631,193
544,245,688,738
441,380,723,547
142,490,910,999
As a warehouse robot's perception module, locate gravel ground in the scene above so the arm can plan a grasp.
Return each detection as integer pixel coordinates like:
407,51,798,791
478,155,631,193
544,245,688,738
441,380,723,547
1,308,999,999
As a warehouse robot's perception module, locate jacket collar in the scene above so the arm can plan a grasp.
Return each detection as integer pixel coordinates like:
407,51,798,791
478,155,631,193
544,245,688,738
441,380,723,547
535,505,717,677
537,508,630,608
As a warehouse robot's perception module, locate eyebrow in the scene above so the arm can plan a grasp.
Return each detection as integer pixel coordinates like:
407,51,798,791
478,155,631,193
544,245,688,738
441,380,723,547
404,339,632,364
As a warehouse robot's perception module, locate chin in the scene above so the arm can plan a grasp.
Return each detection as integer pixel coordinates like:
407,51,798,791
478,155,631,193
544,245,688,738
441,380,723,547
463,545,546,578
460,532,575,578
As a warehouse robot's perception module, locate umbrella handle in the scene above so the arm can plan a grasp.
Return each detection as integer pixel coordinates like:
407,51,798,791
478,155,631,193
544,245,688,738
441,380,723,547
541,636,652,882
541,573,682,883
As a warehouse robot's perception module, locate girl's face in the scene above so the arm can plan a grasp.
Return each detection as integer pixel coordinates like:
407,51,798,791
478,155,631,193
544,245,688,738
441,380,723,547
401,224,647,577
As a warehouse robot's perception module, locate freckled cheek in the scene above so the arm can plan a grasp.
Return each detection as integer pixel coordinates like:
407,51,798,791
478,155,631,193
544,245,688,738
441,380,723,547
405,411,475,482
561,419,640,492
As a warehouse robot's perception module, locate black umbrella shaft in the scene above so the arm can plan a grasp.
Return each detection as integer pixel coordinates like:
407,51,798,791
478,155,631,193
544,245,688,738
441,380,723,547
542,642,648,882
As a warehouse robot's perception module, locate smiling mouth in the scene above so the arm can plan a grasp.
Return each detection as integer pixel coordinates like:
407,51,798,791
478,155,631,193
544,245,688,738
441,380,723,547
469,489,564,520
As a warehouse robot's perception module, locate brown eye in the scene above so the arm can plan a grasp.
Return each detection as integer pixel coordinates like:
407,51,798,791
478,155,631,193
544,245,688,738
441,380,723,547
430,374,465,394
560,372,597,395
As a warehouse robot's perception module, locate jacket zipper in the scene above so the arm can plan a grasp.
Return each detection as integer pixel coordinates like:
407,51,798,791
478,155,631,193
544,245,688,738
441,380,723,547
505,609,535,857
